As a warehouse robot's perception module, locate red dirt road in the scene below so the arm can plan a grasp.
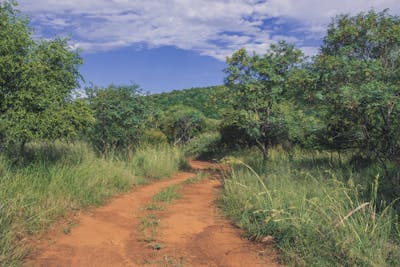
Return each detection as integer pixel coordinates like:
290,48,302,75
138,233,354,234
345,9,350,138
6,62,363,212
25,161,279,267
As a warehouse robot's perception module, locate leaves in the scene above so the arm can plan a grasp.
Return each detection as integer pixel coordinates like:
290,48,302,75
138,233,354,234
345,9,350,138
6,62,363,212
0,2,90,151
314,10,400,159
222,42,306,158
86,84,152,153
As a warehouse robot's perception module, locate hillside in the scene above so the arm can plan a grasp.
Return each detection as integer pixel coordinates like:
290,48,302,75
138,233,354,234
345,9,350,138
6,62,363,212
150,85,228,119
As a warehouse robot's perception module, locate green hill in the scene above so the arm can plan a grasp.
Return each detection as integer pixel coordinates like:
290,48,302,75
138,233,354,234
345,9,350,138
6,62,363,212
150,85,228,119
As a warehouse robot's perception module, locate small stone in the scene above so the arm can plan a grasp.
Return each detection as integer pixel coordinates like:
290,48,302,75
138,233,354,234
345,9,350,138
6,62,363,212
261,235,275,244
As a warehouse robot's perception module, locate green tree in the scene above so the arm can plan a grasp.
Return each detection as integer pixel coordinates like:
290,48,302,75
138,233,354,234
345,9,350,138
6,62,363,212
87,84,152,156
223,42,304,159
160,105,206,145
0,2,90,153
313,10,400,165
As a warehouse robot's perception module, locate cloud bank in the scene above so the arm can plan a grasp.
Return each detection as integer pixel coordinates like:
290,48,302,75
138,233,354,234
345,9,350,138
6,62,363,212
17,0,400,60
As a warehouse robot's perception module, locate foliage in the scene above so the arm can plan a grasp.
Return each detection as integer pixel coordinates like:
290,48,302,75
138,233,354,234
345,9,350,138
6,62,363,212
312,10,400,163
184,132,221,159
160,105,206,145
219,102,320,152
1,3,400,266
86,84,152,155
223,42,304,159
0,2,92,152
142,129,168,146
204,118,221,132
150,86,228,119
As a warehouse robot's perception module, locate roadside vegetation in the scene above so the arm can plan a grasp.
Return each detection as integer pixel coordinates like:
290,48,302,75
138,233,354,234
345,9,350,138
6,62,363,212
222,149,400,266
0,142,183,266
217,10,400,266
133,146,186,179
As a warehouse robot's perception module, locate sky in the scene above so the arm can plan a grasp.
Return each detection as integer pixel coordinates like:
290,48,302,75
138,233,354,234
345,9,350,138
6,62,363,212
14,0,400,93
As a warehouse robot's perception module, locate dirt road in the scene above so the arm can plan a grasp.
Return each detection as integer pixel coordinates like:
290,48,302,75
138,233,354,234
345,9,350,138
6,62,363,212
25,161,279,267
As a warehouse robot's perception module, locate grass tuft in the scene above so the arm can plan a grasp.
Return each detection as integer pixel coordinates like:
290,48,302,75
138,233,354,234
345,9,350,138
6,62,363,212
153,185,182,203
144,203,165,211
140,214,160,242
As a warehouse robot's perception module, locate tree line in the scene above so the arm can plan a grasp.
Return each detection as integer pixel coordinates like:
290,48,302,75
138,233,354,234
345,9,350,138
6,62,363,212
222,10,400,169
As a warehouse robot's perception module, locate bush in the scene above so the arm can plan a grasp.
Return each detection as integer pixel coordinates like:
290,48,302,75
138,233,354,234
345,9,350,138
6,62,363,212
86,84,152,154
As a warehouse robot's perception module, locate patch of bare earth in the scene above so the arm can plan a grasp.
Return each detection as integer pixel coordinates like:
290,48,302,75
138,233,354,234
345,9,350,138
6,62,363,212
25,161,280,267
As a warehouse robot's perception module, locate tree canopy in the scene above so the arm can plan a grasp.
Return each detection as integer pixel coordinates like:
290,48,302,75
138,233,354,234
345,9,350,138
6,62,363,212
223,41,305,159
313,10,400,163
0,1,92,153
86,84,152,155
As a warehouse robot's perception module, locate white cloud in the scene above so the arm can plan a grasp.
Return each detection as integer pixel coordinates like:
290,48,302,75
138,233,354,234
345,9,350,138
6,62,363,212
260,0,400,33
16,0,400,60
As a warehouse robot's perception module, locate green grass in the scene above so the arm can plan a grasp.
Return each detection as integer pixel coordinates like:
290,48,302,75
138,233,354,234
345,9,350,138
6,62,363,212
140,183,186,245
222,148,400,267
0,142,183,266
140,214,160,242
144,203,165,211
153,185,182,203
133,145,186,178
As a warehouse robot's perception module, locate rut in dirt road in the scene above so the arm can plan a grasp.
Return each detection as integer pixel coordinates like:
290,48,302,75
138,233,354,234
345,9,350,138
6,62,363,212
25,161,279,267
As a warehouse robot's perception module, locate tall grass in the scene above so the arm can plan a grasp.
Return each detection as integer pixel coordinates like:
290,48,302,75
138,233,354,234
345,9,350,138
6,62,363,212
222,148,400,266
133,145,187,178
0,142,184,266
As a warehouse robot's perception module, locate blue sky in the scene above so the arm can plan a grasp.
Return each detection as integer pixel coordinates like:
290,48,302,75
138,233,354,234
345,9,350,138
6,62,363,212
16,0,400,93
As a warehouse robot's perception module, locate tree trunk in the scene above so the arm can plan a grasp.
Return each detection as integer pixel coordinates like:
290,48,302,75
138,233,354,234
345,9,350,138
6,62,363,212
127,144,132,161
262,146,268,161
19,139,26,156
255,139,268,161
